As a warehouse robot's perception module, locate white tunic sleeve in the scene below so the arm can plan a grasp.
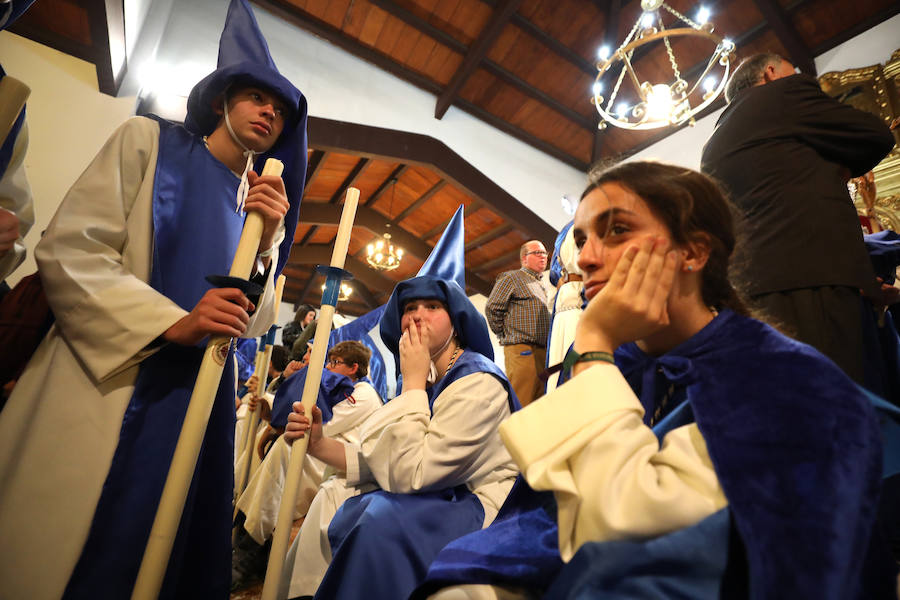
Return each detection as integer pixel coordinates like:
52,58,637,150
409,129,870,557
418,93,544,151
344,371,513,494
35,117,188,383
0,118,34,280
323,381,383,441
499,362,727,562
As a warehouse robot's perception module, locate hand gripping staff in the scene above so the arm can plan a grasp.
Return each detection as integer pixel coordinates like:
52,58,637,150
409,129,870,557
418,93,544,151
132,158,284,600
260,187,359,600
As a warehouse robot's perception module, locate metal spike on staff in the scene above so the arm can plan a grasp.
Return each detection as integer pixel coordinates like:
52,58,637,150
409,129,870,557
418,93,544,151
132,158,285,600
260,187,359,600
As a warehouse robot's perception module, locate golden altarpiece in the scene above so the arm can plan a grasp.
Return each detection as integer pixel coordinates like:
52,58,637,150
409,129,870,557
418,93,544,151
819,48,900,231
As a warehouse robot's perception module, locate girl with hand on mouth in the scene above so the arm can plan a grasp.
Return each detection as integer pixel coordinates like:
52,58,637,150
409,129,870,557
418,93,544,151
282,271,519,600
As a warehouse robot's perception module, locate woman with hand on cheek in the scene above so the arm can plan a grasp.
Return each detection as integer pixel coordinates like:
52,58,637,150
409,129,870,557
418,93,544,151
419,162,893,600
281,271,519,600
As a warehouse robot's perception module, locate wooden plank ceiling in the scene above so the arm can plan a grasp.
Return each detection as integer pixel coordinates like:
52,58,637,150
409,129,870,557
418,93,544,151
256,0,899,171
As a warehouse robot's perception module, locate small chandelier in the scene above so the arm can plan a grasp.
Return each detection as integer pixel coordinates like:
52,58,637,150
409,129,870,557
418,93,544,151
321,281,353,301
592,0,735,130
366,178,404,271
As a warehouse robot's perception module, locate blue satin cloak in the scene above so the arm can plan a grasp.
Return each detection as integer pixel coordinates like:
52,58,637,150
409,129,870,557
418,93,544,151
314,351,519,600
417,310,896,599
63,121,257,598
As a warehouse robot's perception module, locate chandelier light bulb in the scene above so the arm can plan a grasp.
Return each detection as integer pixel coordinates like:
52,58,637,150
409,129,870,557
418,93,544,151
375,240,384,250
592,81,603,96
703,76,717,93
641,12,655,28
646,84,674,120
617,102,629,117
597,45,611,60
697,6,710,24
396,248,404,258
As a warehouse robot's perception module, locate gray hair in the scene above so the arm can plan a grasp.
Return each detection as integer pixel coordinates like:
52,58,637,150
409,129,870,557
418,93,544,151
725,53,784,103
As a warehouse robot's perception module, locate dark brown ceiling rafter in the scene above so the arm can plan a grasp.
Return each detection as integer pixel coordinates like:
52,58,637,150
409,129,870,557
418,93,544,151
592,0,621,162
434,0,524,120
811,2,900,57
365,164,408,207
464,223,513,252
347,279,380,309
305,150,327,188
254,0,587,171
750,0,816,75
296,203,494,296
306,116,558,245
479,0,595,74
368,0,594,130
300,156,371,246
11,0,126,95
392,179,446,223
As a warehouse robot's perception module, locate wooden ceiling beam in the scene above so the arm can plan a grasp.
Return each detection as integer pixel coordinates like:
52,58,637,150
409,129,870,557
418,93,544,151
255,0,586,171
392,180,446,223
348,279,380,309
365,164,407,207
329,157,370,204
592,0,621,161
811,2,900,57
479,0,594,74
434,0,523,119
370,0,593,130
750,0,816,75
296,204,494,296
464,223,513,251
307,117,559,243
304,149,327,188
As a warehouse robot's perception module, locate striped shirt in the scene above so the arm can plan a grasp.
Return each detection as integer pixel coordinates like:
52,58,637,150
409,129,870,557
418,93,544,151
485,267,551,347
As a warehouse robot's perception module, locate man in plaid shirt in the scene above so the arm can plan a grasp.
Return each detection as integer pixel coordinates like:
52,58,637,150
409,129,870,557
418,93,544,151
485,240,551,406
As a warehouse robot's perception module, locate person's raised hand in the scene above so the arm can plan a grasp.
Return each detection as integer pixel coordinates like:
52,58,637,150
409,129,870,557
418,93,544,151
244,171,289,260
284,402,323,451
399,321,430,391
163,287,253,346
576,236,677,354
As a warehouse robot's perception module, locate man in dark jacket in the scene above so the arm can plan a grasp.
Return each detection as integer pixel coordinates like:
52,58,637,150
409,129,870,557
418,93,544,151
701,52,895,384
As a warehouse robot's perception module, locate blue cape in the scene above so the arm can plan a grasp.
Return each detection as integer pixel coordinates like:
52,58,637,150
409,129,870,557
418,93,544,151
269,367,358,429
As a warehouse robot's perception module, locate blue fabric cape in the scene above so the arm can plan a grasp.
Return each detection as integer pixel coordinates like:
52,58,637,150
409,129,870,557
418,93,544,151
269,367,359,429
418,310,895,599
63,121,253,598
316,351,518,600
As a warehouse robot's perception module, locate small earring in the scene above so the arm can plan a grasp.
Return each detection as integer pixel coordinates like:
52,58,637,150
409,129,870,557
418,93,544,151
686,265,694,271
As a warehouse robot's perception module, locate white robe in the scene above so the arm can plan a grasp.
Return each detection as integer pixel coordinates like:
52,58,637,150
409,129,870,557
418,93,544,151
283,370,519,598
235,379,383,544
0,117,279,600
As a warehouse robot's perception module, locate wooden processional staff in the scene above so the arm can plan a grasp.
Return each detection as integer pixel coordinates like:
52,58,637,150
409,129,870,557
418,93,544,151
260,187,359,600
132,158,285,600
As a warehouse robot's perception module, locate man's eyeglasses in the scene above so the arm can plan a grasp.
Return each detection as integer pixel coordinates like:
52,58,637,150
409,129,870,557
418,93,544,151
327,358,346,367
525,250,548,257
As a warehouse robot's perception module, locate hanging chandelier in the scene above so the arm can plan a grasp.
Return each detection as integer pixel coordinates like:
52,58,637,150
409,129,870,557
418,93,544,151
321,281,354,301
366,178,405,271
591,0,735,130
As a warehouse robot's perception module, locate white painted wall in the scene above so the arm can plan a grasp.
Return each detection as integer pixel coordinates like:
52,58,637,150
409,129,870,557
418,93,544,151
1,32,137,287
